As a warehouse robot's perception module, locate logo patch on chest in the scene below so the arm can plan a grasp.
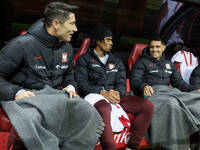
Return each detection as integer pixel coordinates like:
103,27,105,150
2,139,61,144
109,63,115,70
165,64,171,69
62,53,67,63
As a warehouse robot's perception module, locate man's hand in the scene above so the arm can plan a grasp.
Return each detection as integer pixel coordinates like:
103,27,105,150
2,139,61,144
66,91,79,98
197,89,200,92
15,90,35,100
143,85,154,97
100,89,120,104
62,85,79,98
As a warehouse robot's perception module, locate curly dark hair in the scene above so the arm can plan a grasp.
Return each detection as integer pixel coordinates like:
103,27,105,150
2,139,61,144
89,26,112,49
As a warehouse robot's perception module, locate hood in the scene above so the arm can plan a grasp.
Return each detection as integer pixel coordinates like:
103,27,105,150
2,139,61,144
88,49,115,63
28,19,64,48
142,46,166,63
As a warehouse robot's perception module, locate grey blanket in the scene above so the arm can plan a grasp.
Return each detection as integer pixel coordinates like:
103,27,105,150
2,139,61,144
1,86,104,150
145,85,200,150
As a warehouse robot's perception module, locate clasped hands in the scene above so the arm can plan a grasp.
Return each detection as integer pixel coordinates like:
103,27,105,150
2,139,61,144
100,89,120,104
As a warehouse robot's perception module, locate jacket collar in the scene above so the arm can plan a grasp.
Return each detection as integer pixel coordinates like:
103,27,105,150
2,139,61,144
28,19,65,49
88,49,116,64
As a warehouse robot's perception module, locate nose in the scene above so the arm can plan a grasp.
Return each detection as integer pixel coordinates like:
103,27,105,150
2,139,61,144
109,40,113,46
151,47,156,51
110,40,113,46
73,24,78,32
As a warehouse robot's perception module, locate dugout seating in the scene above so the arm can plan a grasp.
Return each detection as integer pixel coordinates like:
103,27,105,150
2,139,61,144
0,40,151,150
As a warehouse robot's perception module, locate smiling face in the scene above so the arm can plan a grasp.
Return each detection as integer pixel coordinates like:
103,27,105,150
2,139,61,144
149,40,166,60
55,13,77,42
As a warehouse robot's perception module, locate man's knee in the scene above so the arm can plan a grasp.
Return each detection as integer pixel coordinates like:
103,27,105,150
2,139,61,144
142,100,154,115
165,99,180,109
94,100,111,114
76,100,97,117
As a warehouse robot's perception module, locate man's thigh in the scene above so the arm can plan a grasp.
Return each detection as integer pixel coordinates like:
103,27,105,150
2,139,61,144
120,95,148,113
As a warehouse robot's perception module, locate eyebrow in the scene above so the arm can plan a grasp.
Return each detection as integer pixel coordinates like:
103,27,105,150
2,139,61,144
150,45,160,47
105,38,112,40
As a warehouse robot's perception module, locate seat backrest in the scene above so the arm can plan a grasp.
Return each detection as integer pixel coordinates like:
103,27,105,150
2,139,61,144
128,43,148,75
19,30,27,35
74,38,91,65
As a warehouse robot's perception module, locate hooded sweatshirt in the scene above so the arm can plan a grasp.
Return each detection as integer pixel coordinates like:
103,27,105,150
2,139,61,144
0,19,76,101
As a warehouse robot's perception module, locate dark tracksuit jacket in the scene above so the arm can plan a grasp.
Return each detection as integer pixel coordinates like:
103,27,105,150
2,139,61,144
130,47,191,96
0,19,76,101
75,49,126,97
189,64,200,90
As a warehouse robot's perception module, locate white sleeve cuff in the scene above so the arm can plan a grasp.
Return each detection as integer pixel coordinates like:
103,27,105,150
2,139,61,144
64,85,76,93
15,89,25,96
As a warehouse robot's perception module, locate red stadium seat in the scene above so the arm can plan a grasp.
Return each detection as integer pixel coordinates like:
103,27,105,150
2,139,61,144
0,132,10,150
74,38,91,65
0,108,11,132
0,108,12,150
19,30,27,36
127,44,148,76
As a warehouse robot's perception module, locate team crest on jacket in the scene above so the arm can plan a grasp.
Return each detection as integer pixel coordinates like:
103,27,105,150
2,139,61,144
62,53,67,63
165,64,171,69
109,63,115,70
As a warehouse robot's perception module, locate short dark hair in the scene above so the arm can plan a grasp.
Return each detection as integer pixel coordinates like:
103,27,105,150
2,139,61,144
89,26,112,49
44,2,78,27
149,36,165,45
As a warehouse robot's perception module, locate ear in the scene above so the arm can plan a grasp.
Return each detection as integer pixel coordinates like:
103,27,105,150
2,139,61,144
97,40,101,45
52,19,60,30
162,44,166,51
